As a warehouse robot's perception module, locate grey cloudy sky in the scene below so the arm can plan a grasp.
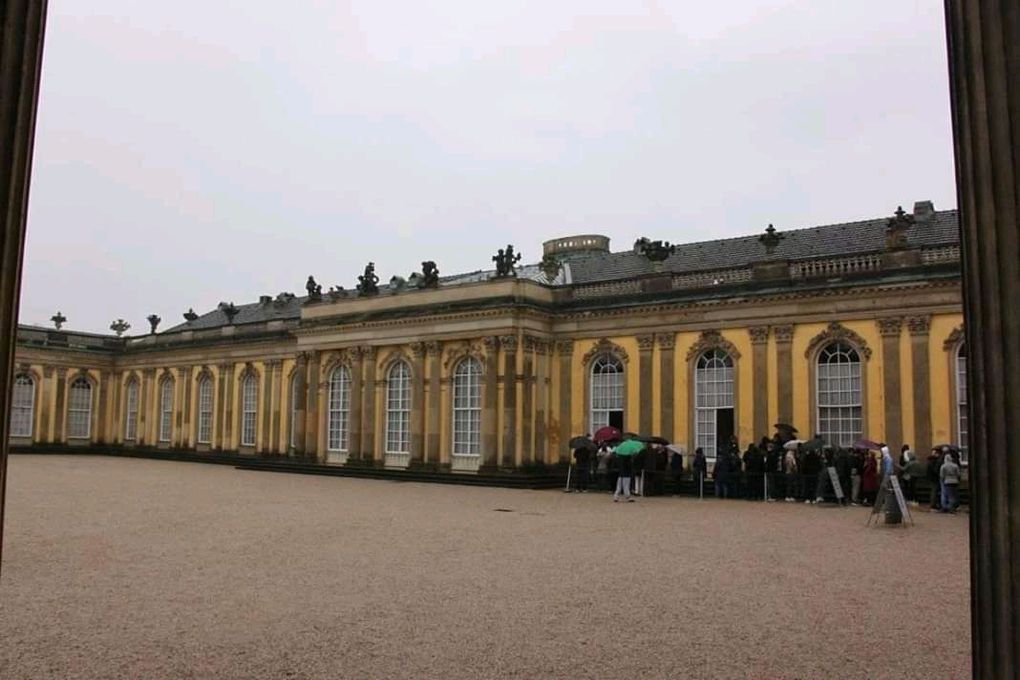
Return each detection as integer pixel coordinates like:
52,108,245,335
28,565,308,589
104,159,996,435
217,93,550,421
21,1,955,334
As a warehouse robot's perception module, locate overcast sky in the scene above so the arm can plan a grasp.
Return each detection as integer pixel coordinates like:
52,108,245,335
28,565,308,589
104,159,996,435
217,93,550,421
21,1,955,334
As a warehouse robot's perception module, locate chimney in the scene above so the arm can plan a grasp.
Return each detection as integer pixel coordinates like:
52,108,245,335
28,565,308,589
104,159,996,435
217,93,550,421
913,200,935,223
259,295,272,305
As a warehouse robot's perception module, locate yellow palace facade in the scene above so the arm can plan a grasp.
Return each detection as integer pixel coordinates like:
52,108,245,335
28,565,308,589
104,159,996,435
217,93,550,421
10,201,967,473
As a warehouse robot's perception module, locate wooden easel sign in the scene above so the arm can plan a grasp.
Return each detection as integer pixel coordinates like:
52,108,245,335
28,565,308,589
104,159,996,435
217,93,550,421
826,466,845,502
867,474,913,527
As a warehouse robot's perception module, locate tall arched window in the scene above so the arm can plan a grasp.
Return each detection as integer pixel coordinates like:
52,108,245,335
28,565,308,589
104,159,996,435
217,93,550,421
452,358,481,457
67,377,93,439
124,378,139,441
956,342,968,461
695,349,734,459
327,366,351,452
816,342,862,447
385,361,411,456
159,377,174,442
240,374,258,447
10,373,35,438
590,354,624,431
197,376,213,444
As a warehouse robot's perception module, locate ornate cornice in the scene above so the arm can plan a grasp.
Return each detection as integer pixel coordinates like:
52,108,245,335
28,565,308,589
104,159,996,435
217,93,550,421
943,324,965,351
655,333,675,350
581,338,630,367
906,315,931,336
685,330,742,362
804,322,873,360
748,326,770,345
636,334,655,351
877,317,903,337
772,324,794,343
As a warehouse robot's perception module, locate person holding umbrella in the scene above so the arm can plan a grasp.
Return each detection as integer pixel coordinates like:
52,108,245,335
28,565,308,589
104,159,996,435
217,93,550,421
613,437,643,502
570,435,595,492
692,447,707,497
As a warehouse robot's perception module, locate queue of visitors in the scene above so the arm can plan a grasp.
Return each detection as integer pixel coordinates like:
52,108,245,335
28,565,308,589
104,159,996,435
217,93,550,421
571,429,965,511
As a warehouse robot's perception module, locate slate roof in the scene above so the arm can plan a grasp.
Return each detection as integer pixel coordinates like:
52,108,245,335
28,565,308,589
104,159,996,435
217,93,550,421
160,207,958,334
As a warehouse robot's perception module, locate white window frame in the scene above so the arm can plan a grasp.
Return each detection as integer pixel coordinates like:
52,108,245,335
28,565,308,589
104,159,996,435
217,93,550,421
956,343,968,463
158,377,174,442
327,366,351,452
694,349,734,460
385,361,411,455
197,376,213,444
589,354,624,432
816,342,863,448
451,358,481,457
124,378,139,441
10,373,35,438
67,377,93,440
241,374,258,447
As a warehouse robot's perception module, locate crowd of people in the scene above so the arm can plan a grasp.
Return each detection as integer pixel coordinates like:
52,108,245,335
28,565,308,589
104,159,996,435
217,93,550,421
571,432,965,512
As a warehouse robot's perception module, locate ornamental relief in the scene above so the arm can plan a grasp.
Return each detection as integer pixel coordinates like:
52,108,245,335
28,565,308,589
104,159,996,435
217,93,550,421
685,330,742,362
581,338,630,367
943,324,965,351
804,322,873,360
442,339,487,372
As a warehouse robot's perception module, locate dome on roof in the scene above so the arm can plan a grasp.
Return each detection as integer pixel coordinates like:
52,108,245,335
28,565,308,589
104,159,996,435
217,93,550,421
542,234,610,260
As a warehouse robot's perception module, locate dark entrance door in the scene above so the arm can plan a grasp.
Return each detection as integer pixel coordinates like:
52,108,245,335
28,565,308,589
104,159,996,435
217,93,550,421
716,408,735,450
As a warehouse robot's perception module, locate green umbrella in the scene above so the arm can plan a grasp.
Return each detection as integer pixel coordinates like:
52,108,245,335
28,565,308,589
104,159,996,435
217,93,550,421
615,439,645,456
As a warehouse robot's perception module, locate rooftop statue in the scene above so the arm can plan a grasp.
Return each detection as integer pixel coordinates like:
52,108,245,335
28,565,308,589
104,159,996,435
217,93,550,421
218,302,239,324
634,237,676,262
50,311,66,330
357,262,379,296
539,253,561,282
885,206,914,250
183,308,199,323
305,275,322,301
327,285,345,301
758,224,785,255
146,314,161,334
110,319,131,336
492,244,522,278
419,261,440,288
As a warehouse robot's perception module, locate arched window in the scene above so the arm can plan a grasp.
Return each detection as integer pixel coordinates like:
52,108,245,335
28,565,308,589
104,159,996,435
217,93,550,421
452,358,481,457
159,377,174,442
10,373,35,438
240,373,258,447
124,378,139,441
196,376,213,444
816,342,862,447
289,373,299,449
590,354,624,431
67,376,92,439
956,343,968,461
695,349,734,459
385,361,411,455
327,366,351,452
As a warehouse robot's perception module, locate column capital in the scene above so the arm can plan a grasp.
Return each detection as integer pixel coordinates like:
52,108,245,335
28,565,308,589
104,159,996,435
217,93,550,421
772,324,794,343
906,315,931,336
266,358,283,369
877,317,903,337
555,340,574,356
43,366,53,378
411,341,428,358
425,340,442,355
655,333,675,350
143,367,156,378
636,334,655,351
749,326,770,345
216,363,231,373
55,366,68,378
176,366,190,378
481,336,500,352
499,334,518,351
357,345,377,360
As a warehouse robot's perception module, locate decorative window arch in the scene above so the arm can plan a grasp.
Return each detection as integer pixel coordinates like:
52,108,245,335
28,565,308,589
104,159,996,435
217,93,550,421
240,371,259,447
10,372,35,438
815,342,863,447
583,338,629,433
451,357,482,457
67,375,93,439
158,375,174,442
327,364,351,452
124,376,139,441
196,373,214,444
944,325,968,462
685,331,741,457
385,360,411,455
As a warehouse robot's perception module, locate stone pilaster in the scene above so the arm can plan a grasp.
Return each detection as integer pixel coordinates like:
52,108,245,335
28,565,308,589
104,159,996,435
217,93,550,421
214,363,228,450
347,349,364,459
292,354,308,456
303,351,320,458
221,364,235,449
481,337,499,469
269,360,283,454
944,5,1020,670
499,334,518,468
425,341,441,465
521,336,537,466
360,346,377,463
878,317,903,452
773,324,794,425
111,370,122,444
656,333,675,442
533,339,550,465
53,368,67,444
637,334,654,435
409,343,426,466
906,316,932,456
38,367,52,444
260,362,274,454
749,326,770,440
95,370,110,444
177,366,191,448
556,340,574,464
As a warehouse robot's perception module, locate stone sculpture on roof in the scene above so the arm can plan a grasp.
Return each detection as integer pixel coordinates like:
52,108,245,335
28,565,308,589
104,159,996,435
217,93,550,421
540,253,562,282
633,237,676,262
886,206,914,250
146,314,161,334
357,262,379,296
759,224,785,255
419,261,440,288
327,285,345,301
492,245,522,278
183,308,199,323
306,275,322,302
50,311,66,330
218,302,238,324
110,319,130,336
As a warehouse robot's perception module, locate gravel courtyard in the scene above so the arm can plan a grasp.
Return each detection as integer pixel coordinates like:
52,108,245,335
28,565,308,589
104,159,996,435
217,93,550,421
1,455,970,679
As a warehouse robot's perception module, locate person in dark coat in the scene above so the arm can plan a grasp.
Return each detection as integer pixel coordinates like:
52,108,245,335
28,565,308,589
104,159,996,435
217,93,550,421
926,448,943,510
670,448,685,495
573,445,592,492
652,445,668,496
744,443,765,500
633,447,647,496
713,450,730,499
765,441,782,501
802,446,821,503
861,452,879,505
725,436,742,498
692,447,707,496
849,448,864,505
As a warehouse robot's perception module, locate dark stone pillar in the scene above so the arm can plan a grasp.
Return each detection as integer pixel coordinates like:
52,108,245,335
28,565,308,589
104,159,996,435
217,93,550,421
637,334,654,435
425,341,441,465
556,341,573,465
533,339,550,465
773,324,794,425
944,4,1020,674
656,333,675,442
292,353,308,456
303,351,320,458
214,363,228,450
749,327,770,441
177,366,191,448
409,343,426,466
878,317,903,453
269,360,282,454
96,369,110,444
260,362,273,454
38,367,52,444
0,0,48,575
348,349,364,460
521,336,535,466
222,364,234,449
500,334,518,468
360,346,377,463
481,337,499,469
907,316,932,456
53,368,67,443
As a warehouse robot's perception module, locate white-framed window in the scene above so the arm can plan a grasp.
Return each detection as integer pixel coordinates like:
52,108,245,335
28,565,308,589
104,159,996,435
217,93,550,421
452,358,481,456
197,376,213,444
67,376,92,439
124,378,139,441
240,373,258,447
289,373,299,449
385,361,411,454
10,373,35,438
816,342,862,448
158,377,174,442
956,342,968,462
695,349,734,459
327,366,351,452
590,354,624,431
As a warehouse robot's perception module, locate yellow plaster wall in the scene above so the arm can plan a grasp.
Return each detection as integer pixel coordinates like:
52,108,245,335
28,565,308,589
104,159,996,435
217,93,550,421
727,328,754,446
930,314,964,447
674,331,699,448
900,329,916,450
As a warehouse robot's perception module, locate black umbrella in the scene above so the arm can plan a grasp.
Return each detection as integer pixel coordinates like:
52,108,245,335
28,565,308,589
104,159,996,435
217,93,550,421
635,435,670,445
773,423,799,433
569,436,597,451
800,436,825,452
622,432,640,440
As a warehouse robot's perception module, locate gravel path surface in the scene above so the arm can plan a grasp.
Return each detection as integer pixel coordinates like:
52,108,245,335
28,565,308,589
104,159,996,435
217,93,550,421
1,455,970,679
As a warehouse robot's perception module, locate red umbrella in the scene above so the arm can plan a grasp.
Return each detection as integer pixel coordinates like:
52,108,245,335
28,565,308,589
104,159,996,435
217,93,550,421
593,426,622,445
